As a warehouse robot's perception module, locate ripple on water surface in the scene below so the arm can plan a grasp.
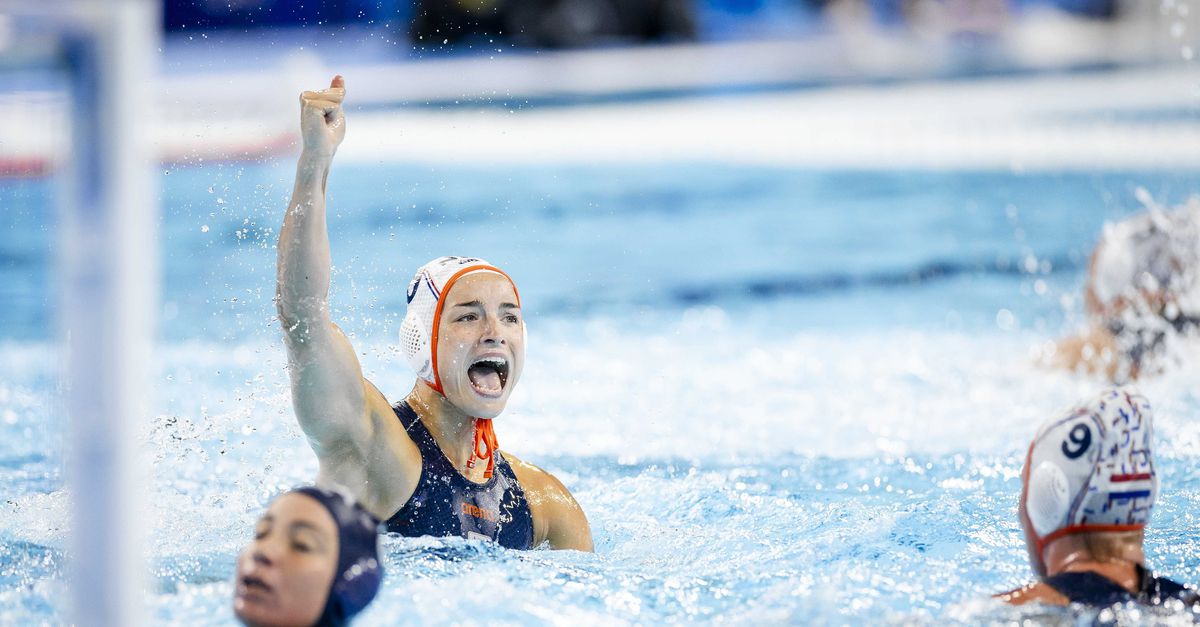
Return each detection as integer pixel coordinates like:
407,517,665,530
2,321,1200,624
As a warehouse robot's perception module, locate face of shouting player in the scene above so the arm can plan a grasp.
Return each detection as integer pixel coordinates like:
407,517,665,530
435,272,525,419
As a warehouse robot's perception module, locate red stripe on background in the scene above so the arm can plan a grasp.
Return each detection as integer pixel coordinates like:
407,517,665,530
0,157,51,178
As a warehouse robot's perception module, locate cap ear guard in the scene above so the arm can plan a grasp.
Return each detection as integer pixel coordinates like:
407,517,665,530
400,309,433,382
1022,388,1158,564
1026,461,1070,538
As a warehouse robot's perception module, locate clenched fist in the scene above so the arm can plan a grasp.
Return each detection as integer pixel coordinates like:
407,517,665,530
299,75,346,160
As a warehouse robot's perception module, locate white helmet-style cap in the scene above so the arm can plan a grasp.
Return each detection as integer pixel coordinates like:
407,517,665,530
399,256,521,394
1023,388,1158,558
1091,200,1200,311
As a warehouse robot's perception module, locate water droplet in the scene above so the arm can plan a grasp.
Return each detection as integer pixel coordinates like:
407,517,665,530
201,225,209,233
995,308,1016,331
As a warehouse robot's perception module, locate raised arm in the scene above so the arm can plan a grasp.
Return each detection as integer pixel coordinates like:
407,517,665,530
276,77,385,461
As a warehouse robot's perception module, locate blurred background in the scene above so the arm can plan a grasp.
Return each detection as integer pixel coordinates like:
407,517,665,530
2,0,1198,179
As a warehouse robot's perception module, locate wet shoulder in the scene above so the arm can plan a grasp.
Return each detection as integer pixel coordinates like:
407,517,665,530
502,452,569,504
995,582,1070,606
502,451,592,551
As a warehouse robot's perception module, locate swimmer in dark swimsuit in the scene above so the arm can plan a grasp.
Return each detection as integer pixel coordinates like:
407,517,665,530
995,389,1198,608
234,486,382,627
1050,200,1200,382
275,76,592,551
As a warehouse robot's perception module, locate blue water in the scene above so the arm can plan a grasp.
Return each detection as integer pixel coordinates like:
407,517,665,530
2,163,1200,625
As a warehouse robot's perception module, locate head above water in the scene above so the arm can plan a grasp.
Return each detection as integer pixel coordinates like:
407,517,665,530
234,486,382,627
1086,200,1200,321
400,256,525,419
1018,389,1157,578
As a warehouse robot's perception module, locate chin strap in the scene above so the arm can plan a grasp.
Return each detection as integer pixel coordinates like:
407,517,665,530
465,418,498,479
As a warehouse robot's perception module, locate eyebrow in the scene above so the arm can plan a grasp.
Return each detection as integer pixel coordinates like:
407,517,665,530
289,521,330,547
450,301,520,310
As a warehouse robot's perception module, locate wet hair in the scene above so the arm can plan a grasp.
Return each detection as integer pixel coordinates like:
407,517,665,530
290,486,383,627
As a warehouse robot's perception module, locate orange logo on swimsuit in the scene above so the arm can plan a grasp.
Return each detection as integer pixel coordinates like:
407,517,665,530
461,502,497,522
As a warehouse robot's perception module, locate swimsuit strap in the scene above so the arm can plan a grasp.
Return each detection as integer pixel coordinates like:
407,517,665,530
395,401,501,486
393,401,458,477
1045,566,1200,607
386,401,533,549
1043,571,1132,606
1136,564,1200,606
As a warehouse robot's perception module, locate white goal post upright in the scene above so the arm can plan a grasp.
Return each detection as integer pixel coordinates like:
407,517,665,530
5,1,162,625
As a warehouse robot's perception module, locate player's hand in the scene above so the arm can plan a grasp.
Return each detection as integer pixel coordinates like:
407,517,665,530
299,75,346,160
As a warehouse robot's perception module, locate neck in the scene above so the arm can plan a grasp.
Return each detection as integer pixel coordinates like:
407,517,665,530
1043,535,1145,594
407,382,480,471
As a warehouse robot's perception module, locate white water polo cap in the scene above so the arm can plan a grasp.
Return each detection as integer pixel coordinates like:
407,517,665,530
1091,200,1200,311
399,256,521,393
1023,388,1158,556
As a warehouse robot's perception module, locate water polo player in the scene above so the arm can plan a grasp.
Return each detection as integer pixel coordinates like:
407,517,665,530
275,76,592,551
996,389,1198,607
234,486,382,627
1052,200,1200,382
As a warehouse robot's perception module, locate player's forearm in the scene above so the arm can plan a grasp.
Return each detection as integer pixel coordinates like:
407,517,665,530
277,152,335,333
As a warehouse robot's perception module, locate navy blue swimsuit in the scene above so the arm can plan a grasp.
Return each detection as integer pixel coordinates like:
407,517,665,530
1044,565,1198,607
385,402,535,550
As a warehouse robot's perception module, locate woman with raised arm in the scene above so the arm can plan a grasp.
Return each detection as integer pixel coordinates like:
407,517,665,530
275,76,592,551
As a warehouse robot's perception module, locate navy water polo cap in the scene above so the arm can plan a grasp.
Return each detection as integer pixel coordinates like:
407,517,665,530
292,486,383,627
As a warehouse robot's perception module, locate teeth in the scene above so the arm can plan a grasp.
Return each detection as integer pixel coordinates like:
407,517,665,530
474,357,507,367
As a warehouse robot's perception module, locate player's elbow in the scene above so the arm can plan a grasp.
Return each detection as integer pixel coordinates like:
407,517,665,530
276,293,298,331
276,292,327,338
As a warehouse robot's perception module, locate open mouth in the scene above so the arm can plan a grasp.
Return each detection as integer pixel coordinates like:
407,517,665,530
239,574,273,596
467,356,509,397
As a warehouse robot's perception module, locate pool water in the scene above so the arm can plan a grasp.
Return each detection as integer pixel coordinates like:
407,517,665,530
2,163,1200,625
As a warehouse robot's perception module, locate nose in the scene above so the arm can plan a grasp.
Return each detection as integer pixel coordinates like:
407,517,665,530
480,314,505,345
250,536,278,567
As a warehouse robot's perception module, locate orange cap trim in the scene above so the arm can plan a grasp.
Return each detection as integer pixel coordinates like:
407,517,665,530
1035,523,1146,559
1023,441,1147,564
428,265,521,395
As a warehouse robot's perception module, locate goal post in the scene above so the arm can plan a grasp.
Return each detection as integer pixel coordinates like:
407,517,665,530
5,1,161,625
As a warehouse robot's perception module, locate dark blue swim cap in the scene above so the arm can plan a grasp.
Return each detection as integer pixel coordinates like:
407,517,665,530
291,486,383,627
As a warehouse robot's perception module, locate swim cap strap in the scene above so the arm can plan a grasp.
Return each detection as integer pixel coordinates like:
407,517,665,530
1035,522,1146,560
465,418,499,479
